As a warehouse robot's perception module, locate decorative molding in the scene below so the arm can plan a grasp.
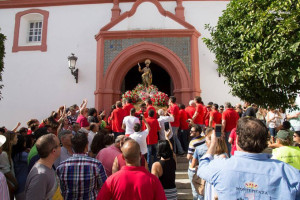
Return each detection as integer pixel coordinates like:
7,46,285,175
98,0,194,32
12,9,49,52
175,0,185,21
102,37,192,76
111,0,121,21
0,0,230,9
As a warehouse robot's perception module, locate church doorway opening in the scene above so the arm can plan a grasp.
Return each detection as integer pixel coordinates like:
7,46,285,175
121,63,173,97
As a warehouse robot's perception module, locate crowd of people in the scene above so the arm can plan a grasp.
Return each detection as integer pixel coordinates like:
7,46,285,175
0,96,299,200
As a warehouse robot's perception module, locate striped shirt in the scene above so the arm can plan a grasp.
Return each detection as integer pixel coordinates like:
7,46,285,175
188,136,206,155
188,135,206,170
56,154,107,200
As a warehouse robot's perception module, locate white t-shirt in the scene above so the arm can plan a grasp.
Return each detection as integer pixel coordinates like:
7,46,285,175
267,111,278,128
157,116,174,140
129,129,149,155
123,116,140,135
88,131,96,151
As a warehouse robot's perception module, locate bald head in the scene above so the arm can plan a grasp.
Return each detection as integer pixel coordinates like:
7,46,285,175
121,140,141,165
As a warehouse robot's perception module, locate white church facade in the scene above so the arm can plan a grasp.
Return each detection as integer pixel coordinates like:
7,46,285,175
0,0,241,128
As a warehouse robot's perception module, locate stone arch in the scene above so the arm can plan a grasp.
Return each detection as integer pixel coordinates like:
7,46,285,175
96,42,196,112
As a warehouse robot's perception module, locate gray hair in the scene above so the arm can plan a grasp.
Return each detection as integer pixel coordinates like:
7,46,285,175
58,130,72,141
157,109,165,116
189,100,195,106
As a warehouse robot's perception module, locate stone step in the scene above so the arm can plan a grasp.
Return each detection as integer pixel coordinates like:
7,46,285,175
176,178,191,189
176,155,188,163
177,162,189,170
177,188,193,200
176,170,188,179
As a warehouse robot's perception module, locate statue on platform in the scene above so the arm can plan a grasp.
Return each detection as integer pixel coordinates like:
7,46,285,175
138,59,152,87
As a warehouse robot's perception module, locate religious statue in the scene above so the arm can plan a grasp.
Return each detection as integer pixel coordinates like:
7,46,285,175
138,59,152,87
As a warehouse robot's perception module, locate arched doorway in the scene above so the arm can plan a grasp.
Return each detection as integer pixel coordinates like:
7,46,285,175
121,63,173,96
95,42,199,113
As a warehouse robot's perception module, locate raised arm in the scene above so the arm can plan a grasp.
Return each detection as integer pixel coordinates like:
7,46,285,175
80,99,88,113
138,63,143,73
12,122,21,132
57,105,66,124
165,130,177,164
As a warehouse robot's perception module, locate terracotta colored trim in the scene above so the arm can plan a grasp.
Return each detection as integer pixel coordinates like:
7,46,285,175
111,0,121,21
99,0,194,32
175,0,185,21
0,0,229,9
12,9,49,52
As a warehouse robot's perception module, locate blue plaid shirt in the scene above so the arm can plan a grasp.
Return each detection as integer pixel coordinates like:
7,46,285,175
56,153,107,200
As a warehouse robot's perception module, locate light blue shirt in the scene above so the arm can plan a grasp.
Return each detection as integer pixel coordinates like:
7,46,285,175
193,143,208,162
197,151,300,199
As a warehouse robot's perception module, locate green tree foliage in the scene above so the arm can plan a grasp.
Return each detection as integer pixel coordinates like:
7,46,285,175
0,29,6,100
203,0,300,108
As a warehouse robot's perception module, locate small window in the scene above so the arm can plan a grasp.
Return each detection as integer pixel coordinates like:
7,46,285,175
28,21,43,42
12,9,49,52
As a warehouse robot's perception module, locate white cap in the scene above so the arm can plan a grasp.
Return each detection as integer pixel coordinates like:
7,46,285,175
0,135,6,147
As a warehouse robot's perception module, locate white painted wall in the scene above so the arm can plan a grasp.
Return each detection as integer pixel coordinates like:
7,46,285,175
0,1,241,128
184,1,241,106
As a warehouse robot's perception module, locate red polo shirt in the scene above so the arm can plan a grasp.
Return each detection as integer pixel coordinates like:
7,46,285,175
110,108,125,133
168,103,180,127
123,103,134,117
185,106,196,119
97,166,166,200
146,117,160,145
144,105,157,119
76,114,89,128
210,110,222,128
222,108,239,132
204,109,212,127
179,109,189,130
194,103,204,125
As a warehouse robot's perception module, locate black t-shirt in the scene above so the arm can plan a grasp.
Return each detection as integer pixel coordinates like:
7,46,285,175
158,158,176,189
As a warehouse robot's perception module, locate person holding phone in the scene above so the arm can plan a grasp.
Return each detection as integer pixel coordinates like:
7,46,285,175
203,128,228,200
157,109,174,141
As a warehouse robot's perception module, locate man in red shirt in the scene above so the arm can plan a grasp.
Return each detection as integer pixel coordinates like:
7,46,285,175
221,102,239,155
97,140,166,200
122,98,134,117
179,104,189,153
204,102,213,127
192,96,205,130
209,104,222,128
168,96,184,155
146,109,160,171
185,100,196,119
144,98,157,118
109,101,126,139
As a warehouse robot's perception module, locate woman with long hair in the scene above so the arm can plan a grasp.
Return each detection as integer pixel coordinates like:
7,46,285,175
152,131,177,200
204,128,228,200
0,131,19,200
12,134,28,200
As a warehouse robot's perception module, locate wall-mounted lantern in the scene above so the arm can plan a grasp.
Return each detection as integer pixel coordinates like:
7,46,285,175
68,53,79,83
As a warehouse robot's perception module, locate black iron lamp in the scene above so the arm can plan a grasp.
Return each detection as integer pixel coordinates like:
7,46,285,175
68,53,79,83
